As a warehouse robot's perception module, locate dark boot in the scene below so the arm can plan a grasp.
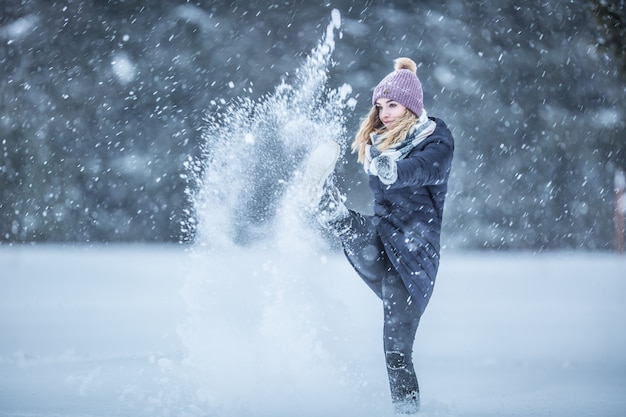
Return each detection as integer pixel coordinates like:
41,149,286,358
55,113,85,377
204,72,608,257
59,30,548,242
386,351,420,414
392,389,420,415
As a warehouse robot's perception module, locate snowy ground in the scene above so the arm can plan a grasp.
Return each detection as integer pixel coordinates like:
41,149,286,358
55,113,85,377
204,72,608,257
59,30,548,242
1,244,625,417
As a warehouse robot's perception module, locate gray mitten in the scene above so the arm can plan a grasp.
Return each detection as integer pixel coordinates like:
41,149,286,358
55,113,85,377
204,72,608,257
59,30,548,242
372,154,398,185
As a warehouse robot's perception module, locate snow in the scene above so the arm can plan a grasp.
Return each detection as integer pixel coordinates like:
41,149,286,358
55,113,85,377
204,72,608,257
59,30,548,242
0,14,39,41
1,245,625,417
111,52,136,85
2,5,626,417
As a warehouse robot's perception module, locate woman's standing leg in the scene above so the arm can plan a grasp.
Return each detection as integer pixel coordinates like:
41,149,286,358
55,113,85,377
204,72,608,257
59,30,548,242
381,269,421,414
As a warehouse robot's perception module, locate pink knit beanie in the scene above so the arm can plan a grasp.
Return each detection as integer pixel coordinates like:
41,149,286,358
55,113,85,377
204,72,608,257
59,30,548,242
372,57,423,116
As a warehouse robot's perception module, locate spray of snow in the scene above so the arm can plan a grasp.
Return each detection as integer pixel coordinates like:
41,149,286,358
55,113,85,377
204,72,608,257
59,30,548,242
173,10,376,417
189,8,349,250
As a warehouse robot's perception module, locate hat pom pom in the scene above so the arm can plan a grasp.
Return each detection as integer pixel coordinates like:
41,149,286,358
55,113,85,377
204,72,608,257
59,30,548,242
394,57,417,74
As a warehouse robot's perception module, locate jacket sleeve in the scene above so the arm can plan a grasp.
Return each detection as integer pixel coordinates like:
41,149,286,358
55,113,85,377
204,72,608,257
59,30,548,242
389,133,454,189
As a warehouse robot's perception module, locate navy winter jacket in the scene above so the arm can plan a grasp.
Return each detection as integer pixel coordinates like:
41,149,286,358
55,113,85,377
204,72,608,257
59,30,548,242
369,117,454,313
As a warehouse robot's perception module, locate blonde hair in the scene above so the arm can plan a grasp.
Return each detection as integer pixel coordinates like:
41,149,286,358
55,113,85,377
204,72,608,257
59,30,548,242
351,107,418,164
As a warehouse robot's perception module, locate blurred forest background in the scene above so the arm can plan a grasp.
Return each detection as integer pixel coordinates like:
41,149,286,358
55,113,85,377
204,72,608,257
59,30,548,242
1,0,624,250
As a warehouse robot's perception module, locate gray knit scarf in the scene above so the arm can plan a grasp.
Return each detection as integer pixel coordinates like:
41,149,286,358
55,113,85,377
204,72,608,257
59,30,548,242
369,113,436,161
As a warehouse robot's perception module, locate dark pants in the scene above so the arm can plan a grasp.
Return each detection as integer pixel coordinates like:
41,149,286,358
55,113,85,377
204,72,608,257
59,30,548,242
333,210,421,413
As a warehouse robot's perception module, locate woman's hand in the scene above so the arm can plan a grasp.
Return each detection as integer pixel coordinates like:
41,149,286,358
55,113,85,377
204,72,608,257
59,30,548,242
370,151,400,185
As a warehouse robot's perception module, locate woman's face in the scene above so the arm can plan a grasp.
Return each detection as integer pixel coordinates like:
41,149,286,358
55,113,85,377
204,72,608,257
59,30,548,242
375,99,406,128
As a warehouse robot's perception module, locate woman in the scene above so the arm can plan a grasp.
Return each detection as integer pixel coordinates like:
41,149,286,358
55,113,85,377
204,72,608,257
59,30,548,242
304,57,454,414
